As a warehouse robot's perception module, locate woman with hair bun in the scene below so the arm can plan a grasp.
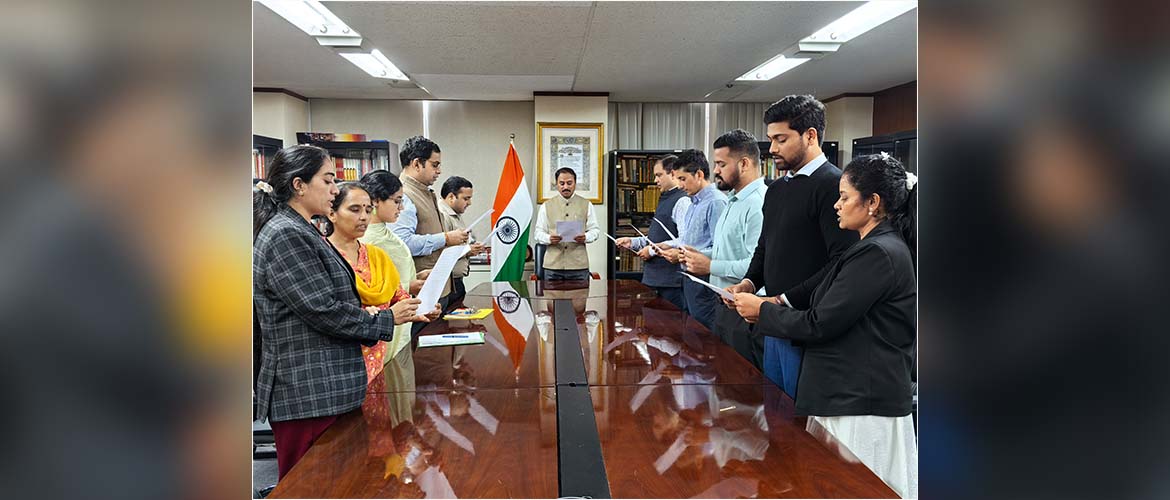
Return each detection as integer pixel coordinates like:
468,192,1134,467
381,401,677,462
253,145,421,478
733,153,918,498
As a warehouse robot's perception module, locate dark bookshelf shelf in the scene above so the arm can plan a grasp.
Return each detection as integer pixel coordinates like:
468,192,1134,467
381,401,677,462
608,149,681,280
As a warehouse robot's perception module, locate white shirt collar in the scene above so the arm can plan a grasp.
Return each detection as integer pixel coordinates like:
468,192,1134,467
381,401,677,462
788,153,828,178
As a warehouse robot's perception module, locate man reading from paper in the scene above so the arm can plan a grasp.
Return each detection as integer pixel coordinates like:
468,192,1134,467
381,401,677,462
533,167,600,280
438,176,487,304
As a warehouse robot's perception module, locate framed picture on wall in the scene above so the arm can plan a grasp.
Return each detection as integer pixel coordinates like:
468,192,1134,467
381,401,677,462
537,122,604,204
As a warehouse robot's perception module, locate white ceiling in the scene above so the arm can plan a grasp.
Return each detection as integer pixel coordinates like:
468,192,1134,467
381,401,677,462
253,1,917,102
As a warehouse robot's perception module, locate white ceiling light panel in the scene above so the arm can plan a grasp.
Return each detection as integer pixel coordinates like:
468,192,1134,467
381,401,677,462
257,0,362,46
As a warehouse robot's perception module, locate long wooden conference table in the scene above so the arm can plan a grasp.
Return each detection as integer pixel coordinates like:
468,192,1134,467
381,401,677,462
268,280,897,498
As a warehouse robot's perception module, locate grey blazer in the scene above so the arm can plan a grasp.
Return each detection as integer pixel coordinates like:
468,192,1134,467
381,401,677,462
253,204,398,422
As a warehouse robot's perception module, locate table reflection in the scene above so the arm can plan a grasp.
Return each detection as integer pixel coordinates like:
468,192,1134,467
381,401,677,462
466,279,657,300
589,384,897,498
577,297,770,387
372,286,556,392
269,387,559,499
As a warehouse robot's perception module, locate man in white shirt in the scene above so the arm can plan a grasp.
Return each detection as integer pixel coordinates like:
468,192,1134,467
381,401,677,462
533,167,600,280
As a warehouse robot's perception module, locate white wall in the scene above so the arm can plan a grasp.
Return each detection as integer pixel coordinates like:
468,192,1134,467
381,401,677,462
252,92,309,147
307,99,424,143
428,100,536,238
823,96,873,163
534,95,610,279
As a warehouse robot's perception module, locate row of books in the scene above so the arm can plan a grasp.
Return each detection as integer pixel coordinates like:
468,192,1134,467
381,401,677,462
760,155,792,181
615,254,644,273
615,186,661,214
615,156,657,184
333,156,383,181
252,149,271,179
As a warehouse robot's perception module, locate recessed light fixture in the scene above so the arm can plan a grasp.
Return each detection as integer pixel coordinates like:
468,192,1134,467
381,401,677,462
257,0,362,46
803,0,916,45
340,49,410,81
735,54,810,81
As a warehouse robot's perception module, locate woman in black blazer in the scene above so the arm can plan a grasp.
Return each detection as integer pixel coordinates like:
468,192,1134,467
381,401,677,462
733,153,918,498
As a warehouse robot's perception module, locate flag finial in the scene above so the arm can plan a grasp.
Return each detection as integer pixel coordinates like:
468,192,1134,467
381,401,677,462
509,133,515,145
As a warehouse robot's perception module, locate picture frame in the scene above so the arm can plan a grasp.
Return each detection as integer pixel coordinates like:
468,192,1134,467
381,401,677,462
537,122,604,204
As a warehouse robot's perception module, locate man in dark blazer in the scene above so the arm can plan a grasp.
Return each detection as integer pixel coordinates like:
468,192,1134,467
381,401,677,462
724,95,858,399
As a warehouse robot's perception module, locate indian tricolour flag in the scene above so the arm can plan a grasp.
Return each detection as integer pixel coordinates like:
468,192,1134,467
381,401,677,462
492,281,534,372
490,143,532,281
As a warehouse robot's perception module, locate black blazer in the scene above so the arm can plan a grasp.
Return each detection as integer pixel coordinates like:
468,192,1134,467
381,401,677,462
756,221,915,417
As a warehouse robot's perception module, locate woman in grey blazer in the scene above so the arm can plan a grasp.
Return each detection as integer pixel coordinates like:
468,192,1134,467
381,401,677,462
253,145,426,478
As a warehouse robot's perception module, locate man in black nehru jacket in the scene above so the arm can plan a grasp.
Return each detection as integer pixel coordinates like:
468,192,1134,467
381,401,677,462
724,95,858,399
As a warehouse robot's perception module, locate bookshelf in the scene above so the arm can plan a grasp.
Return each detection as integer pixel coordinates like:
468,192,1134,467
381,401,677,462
306,140,401,181
852,130,915,173
252,134,283,180
757,140,839,181
607,149,681,280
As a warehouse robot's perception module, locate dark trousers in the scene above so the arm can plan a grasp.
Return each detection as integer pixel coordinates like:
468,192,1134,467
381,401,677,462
450,278,466,306
544,268,591,280
411,293,451,337
270,412,343,478
681,276,717,332
715,305,764,370
652,285,687,313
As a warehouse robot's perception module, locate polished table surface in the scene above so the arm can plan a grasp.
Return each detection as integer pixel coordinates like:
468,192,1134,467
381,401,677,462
268,386,558,498
367,293,557,393
269,280,897,498
591,383,895,498
466,279,654,299
566,287,772,387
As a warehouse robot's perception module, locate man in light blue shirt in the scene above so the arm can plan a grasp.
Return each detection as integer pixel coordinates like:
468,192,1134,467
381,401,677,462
671,149,727,331
681,130,766,367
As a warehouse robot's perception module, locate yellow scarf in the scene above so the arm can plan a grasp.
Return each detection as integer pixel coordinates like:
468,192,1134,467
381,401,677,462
356,243,401,307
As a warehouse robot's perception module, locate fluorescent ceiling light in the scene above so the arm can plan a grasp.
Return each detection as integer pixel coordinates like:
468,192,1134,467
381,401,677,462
736,55,809,81
803,1,916,45
340,49,409,81
257,0,361,46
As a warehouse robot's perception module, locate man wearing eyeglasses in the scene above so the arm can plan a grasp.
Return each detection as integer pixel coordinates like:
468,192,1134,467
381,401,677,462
393,135,470,309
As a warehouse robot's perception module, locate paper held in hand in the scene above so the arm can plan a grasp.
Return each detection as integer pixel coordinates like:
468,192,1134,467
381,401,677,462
465,209,494,231
556,220,584,241
417,244,471,313
627,224,664,252
652,217,679,242
605,233,637,253
681,271,735,301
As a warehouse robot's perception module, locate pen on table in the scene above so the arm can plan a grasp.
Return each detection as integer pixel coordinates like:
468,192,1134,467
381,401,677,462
440,334,469,338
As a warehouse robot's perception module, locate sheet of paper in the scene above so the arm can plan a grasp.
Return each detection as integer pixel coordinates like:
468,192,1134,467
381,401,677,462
465,209,494,231
605,233,638,253
627,224,664,252
417,332,486,348
652,217,679,242
417,244,471,312
681,271,735,301
654,433,689,474
556,220,584,241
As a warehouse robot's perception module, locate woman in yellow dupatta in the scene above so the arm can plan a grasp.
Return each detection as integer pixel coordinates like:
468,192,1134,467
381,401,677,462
357,170,429,368
326,183,440,382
